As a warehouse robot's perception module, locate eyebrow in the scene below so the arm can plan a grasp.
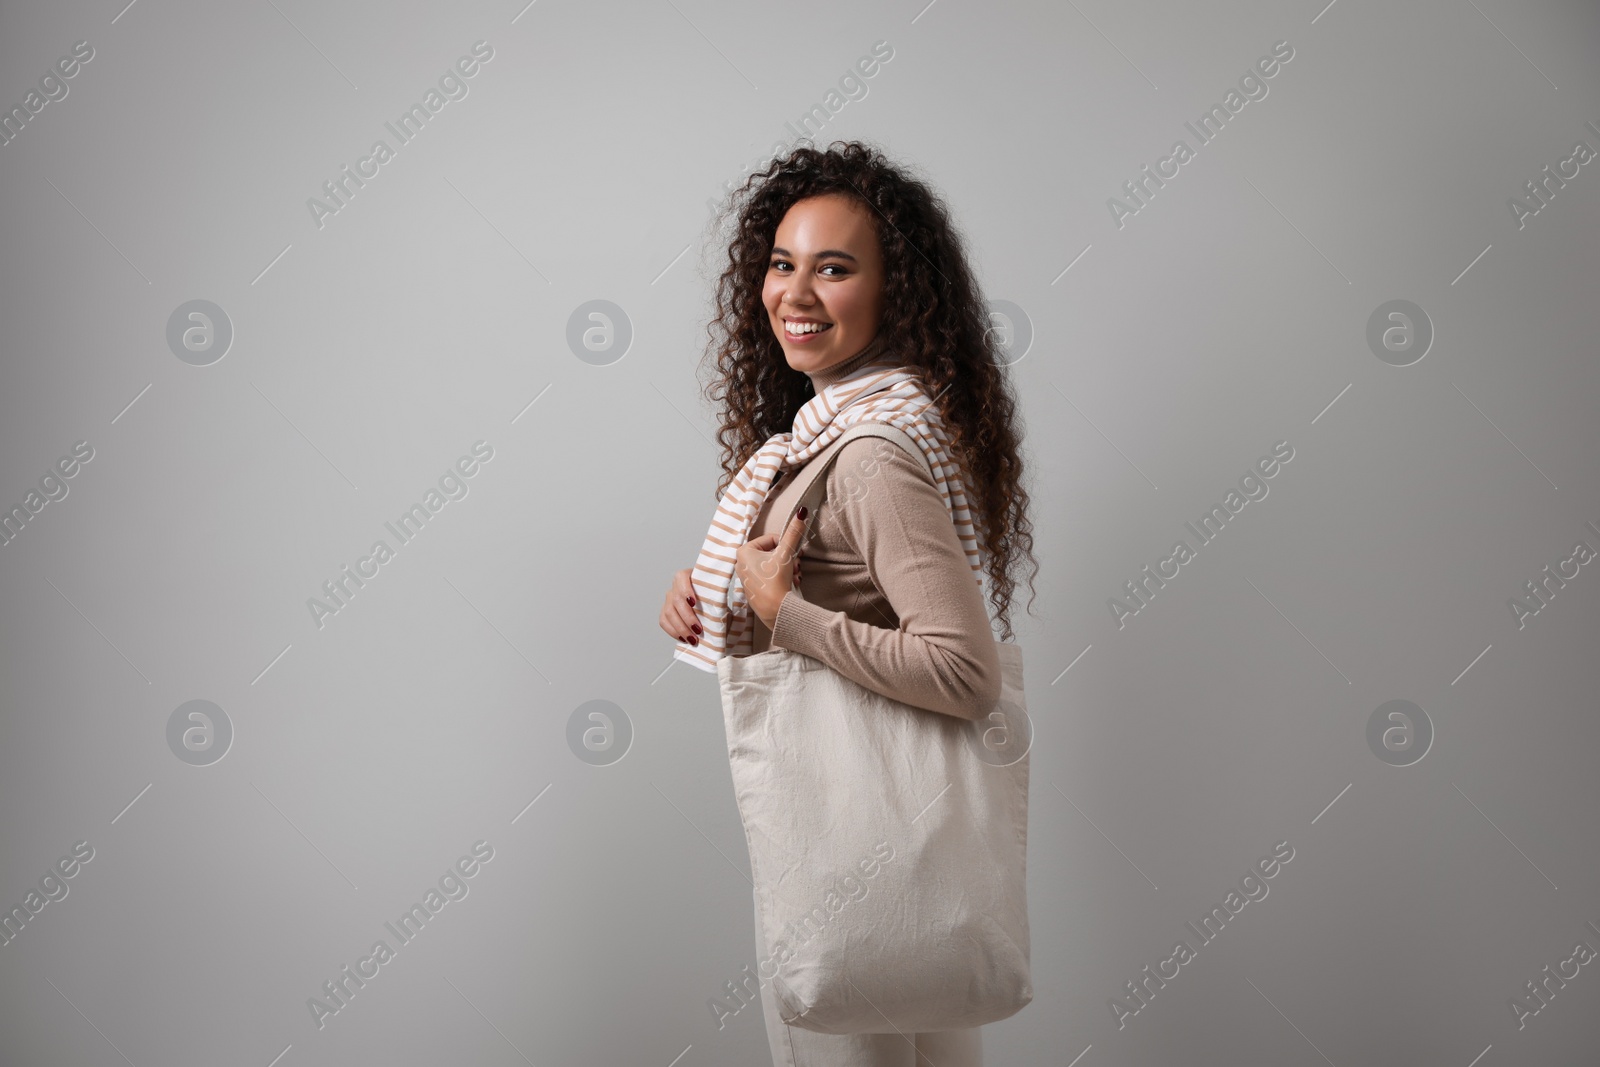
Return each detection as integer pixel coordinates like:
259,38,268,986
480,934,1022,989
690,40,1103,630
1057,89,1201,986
770,246,859,263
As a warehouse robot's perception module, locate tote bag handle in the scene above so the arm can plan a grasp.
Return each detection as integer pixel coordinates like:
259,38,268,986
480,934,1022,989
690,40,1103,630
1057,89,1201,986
780,421,933,535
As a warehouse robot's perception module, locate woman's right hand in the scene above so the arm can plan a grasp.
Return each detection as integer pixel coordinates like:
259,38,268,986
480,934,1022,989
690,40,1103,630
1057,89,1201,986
660,568,703,645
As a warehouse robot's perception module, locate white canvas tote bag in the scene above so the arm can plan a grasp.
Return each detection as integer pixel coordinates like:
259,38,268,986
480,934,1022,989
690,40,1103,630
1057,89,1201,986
717,421,1033,1035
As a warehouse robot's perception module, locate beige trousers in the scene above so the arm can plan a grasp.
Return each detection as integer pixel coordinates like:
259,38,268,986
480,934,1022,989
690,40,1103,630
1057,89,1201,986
752,888,984,1067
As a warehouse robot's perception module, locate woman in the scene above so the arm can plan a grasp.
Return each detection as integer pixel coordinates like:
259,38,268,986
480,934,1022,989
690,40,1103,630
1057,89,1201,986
658,141,1037,1066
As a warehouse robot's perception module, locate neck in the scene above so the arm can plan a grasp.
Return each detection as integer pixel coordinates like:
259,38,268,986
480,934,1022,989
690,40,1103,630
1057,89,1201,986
804,333,892,393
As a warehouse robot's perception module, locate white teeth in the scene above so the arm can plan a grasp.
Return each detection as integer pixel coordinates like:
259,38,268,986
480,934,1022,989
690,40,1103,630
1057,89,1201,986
786,321,832,335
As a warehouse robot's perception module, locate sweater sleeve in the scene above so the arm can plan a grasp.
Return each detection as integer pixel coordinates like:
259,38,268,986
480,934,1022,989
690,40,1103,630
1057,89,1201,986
768,436,1002,720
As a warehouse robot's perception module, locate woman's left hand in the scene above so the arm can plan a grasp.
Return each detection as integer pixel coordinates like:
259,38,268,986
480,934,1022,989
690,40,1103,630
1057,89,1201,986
737,508,807,627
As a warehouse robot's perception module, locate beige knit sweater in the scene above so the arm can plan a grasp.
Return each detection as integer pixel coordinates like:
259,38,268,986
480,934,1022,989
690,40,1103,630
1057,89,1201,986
745,342,1002,719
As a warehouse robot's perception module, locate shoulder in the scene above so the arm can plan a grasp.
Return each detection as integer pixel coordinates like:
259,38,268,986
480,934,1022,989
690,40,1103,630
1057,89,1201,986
821,434,941,525
825,433,935,492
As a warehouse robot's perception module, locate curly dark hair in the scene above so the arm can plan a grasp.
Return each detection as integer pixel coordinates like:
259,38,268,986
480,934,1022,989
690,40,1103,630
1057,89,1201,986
697,139,1038,640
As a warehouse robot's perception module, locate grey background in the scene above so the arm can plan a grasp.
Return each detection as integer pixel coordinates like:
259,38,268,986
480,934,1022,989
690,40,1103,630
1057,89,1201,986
2,0,1598,1064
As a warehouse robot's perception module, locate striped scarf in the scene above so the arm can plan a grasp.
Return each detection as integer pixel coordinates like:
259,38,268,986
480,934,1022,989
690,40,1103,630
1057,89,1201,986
674,342,983,673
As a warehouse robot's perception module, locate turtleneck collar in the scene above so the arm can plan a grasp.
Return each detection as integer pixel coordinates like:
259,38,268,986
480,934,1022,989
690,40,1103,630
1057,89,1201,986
803,332,894,394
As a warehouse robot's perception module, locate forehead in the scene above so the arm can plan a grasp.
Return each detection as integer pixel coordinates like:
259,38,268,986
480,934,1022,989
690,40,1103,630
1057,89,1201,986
773,194,875,248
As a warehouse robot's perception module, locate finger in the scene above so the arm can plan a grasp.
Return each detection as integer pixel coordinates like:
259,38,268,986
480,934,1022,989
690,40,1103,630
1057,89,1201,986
661,612,689,642
745,533,778,551
668,585,694,627
777,510,807,560
673,599,700,636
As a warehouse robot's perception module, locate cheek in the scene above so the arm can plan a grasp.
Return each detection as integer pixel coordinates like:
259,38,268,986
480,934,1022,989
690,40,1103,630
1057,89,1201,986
761,276,784,311
827,283,866,323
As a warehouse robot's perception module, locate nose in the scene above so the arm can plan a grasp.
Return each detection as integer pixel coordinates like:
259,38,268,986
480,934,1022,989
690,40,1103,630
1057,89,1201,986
781,272,817,308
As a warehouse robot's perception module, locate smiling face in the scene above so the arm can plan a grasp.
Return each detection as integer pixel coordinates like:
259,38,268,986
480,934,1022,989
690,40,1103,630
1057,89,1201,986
763,192,885,376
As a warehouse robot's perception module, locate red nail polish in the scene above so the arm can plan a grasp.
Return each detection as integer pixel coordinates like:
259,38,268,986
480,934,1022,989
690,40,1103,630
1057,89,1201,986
693,624,702,634
688,596,696,606
798,506,808,520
